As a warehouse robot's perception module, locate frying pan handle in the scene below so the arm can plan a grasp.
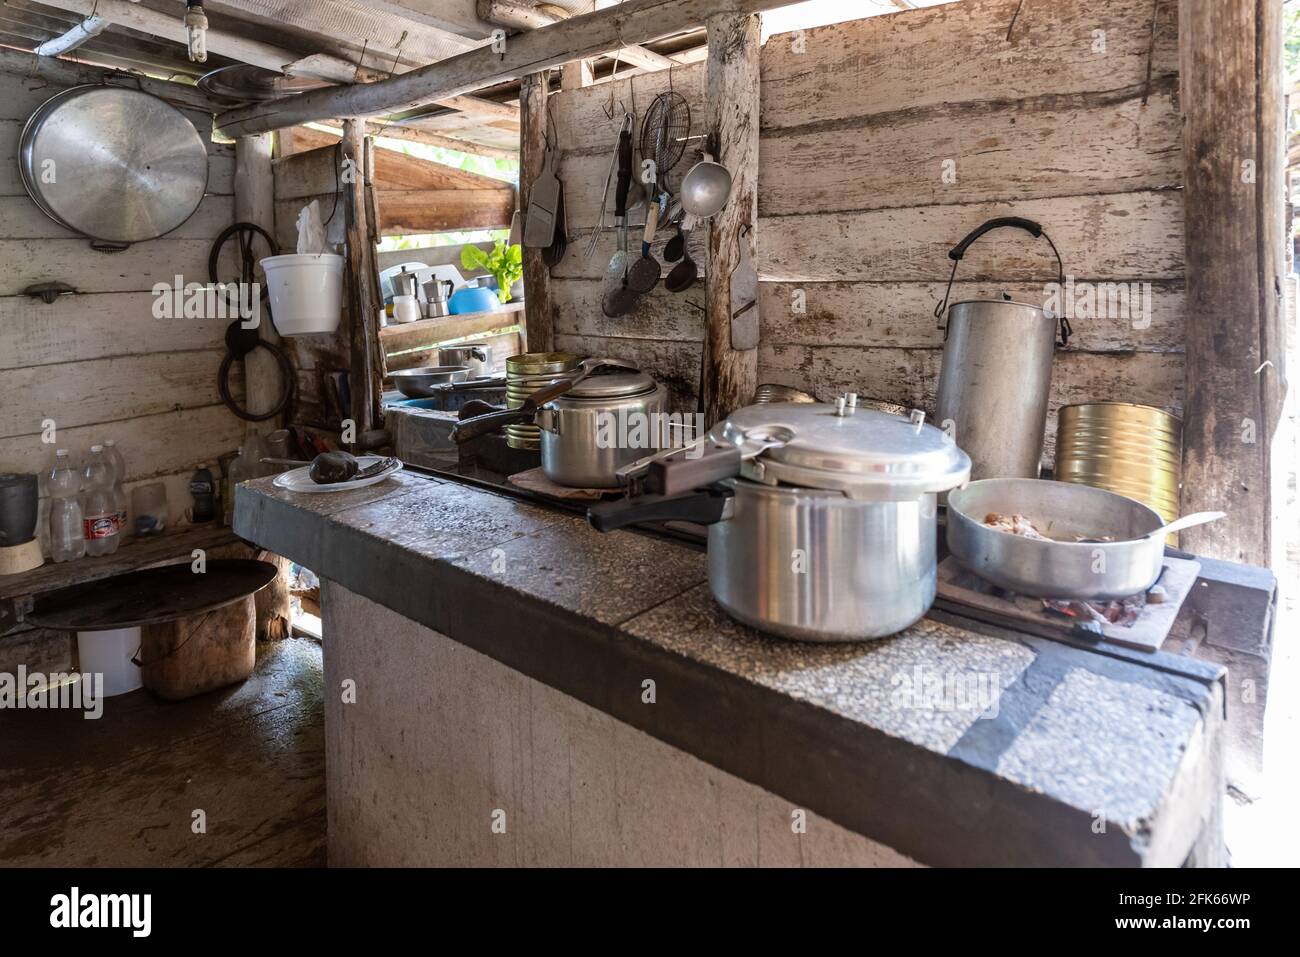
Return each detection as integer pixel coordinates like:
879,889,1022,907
588,488,732,532
451,406,536,444
946,217,1043,262
615,128,633,218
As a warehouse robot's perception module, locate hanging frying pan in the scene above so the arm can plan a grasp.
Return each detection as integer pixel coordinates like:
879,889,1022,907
19,86,209,249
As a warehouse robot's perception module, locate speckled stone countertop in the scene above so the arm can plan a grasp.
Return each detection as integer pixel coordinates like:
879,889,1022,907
235,470,1226,867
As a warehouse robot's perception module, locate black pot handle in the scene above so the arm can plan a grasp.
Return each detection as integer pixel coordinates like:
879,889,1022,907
451,406,535,444
588,488,732,533
934,216,1071,347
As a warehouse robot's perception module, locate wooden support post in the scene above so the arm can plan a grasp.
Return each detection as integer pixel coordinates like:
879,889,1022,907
561,59,594,90
234,133,283,433
519,70,553,353
1179,0,1288,566
341,119,385,441
701,12,760,426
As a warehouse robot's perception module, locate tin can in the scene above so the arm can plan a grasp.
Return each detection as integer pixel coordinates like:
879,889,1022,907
504,352,583,450
1054,402,1182,542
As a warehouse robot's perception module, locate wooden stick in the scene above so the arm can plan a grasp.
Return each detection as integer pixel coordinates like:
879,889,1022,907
234,132,284,433
0,46,220,112
519,70,553,353
341,120,383,438
215,0,793,138
701,12,760,426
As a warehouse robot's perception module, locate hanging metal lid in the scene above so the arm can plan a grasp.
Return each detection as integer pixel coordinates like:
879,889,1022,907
709,399,970,500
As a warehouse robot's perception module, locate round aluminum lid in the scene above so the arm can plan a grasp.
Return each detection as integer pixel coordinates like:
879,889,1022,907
568,370,657,400
20,87,208,244
711,401,970,499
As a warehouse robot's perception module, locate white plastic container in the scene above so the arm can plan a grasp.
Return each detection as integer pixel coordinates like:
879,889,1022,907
76,626,143,697
261,253,344,336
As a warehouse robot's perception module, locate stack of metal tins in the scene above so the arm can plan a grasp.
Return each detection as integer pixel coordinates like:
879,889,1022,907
1054,402,1183,543
503,352,583,450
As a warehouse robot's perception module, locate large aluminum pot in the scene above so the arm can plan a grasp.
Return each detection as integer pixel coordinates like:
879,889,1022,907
935,298,1057,480
946,478,1166,600
589,400,971,642
452,361,668,488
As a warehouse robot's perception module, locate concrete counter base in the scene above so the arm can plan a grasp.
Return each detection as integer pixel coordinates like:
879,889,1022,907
235,472,1228,867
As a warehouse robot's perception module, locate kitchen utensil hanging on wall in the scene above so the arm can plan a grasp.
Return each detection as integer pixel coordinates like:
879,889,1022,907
601,115,638,317
20,85,209,250
523,123,561,248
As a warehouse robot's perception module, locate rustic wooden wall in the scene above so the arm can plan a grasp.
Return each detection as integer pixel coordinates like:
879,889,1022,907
542,0,1183,441
0,71,241,524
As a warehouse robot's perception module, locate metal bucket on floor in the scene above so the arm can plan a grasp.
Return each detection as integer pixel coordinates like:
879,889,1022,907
1054,401,1183,542
504,352,583,450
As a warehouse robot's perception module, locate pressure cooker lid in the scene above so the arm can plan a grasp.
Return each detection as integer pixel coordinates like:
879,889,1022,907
568,370,657,399
711,401,970,499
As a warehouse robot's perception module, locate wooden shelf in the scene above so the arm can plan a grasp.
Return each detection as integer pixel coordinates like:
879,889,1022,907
0,524,240,603
379,301,525,354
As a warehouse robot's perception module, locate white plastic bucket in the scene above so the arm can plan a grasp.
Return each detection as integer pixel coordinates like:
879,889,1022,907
261,253,344,336
76,627,143,697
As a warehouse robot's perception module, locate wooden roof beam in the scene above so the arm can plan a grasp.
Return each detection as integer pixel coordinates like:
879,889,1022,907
30,0,517,126
478,0,677,71
215,0,794,138
0,43,221,113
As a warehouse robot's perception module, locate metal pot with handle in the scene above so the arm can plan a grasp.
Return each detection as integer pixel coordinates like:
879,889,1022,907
933,217,1072,481
451,358,668,488
590,398,971,642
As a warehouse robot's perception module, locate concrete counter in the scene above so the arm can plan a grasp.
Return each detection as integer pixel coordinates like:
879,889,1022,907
234,470,1226,867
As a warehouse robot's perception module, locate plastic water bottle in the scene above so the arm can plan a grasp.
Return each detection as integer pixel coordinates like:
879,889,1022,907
81,445,120,557
48,449,85,563
102,439,129,538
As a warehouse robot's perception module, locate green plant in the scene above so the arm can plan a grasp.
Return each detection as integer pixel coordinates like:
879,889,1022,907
460,240,523,303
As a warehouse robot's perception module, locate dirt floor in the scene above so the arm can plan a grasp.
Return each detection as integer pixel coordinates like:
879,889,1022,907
0,638,325,867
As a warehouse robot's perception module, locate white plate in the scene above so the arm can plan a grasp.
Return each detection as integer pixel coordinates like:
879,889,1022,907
272,456,404,493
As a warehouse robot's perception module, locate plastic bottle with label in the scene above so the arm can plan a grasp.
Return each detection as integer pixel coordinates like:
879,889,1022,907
81,445,120,557
48,449,85,563
102,439,129,537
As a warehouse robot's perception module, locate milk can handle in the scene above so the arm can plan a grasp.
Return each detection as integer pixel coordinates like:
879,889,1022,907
933,217,1071,347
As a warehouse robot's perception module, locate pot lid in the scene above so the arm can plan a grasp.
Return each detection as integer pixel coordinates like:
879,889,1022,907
710,400,970,499
567,370,657,400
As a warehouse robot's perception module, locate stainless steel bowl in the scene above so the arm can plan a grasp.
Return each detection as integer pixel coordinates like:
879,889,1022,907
390,365,470,398
946,479,1166,600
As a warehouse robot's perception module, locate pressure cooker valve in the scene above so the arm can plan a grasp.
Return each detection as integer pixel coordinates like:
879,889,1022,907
909,409,927,433
834,393,860,417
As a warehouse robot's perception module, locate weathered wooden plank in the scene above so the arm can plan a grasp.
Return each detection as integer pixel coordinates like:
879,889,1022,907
0,239,223,296
520,69,552,353
555,332,702,412
1178,0,1285,566
758,191,1184,283
758,85,1182,216
702,11,760,424
548,60,706,157
0,403,244,483
0,291,229,370
378,188,515,234
760,0,1178,129
274,130,515,197
758,280,1186,353
552,278,703,341
379,302,525,354
0,350,233,438
0,193,234,240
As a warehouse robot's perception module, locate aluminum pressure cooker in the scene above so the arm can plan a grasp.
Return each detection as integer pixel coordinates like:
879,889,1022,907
590,398,972,642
